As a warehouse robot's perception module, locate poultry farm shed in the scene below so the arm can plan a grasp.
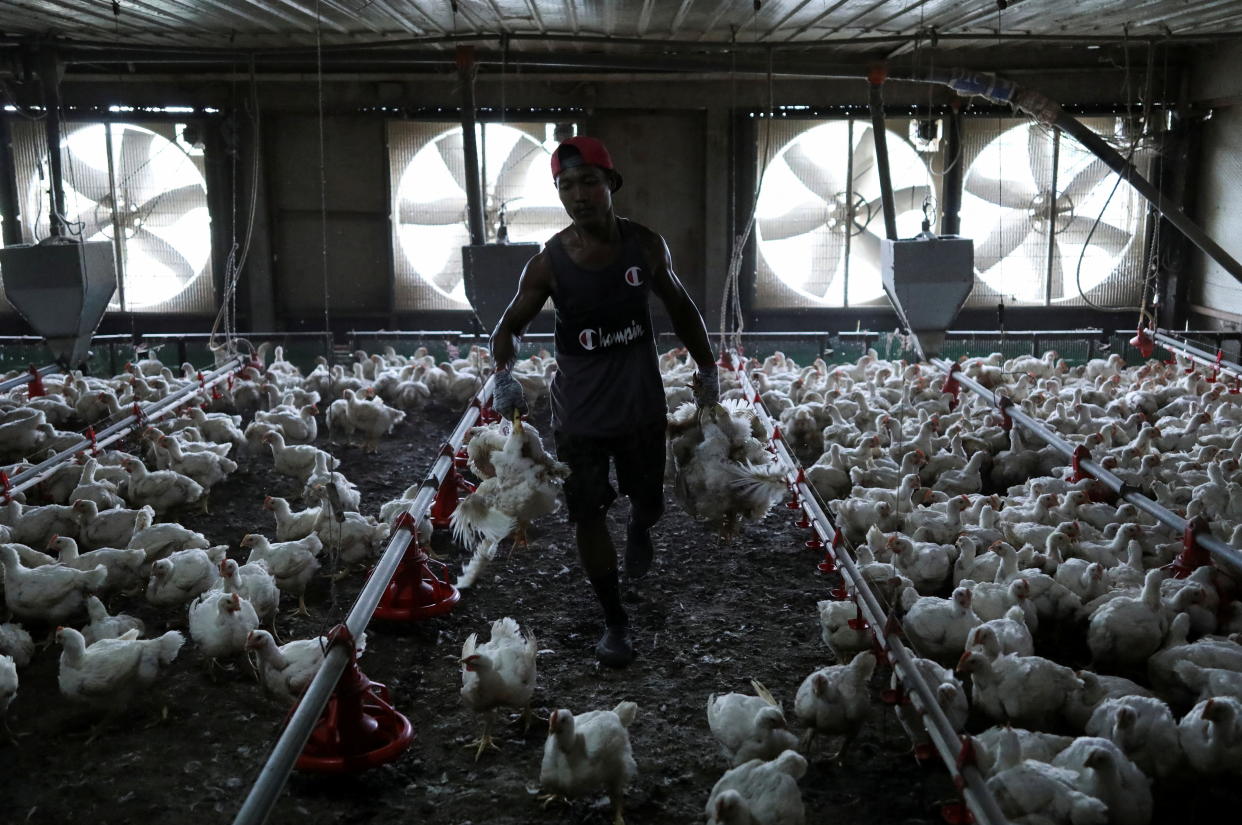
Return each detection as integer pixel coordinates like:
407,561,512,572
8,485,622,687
3,3,1242,825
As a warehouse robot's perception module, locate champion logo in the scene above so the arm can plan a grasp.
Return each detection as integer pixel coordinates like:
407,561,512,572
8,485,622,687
624,266,644,287
577,320,646,352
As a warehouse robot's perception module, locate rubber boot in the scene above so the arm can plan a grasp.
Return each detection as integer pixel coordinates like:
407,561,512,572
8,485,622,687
589,571,634,668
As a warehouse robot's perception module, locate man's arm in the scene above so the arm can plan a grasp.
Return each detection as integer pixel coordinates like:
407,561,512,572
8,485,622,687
489,251,553,370
644,230,716,370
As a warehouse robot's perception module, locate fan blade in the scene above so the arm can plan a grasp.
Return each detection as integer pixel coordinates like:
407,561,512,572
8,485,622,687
781,141,842,203
802,230,846,298
436,131,470,193
1061,158,1115,203
115,128,160,197
1027,125,1055,180
398,195,467,226
430,226,470,292
1047,243,1064,302
138,185,205,227
496,140,543,189
1059,216,1132,252
506,205,567,238
757,202,830,242
69,201,116,240
964,171,1037,211
851,127,879,197
975,216,1035,265
889,185,931,215
851,230,883,273
126,228,195,284
61,153,113,205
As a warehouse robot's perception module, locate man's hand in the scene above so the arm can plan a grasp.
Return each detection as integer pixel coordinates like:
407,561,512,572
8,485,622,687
692,364,719,409
491,370,528,419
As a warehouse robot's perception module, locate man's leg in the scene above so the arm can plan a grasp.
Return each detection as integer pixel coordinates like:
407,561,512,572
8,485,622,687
617,420,668,580
577,514,633,667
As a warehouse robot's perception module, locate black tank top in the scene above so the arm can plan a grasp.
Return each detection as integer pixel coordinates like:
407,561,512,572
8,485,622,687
547,218,666,437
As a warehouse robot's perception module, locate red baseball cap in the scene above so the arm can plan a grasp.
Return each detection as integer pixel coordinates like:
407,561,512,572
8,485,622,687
550,136,623,191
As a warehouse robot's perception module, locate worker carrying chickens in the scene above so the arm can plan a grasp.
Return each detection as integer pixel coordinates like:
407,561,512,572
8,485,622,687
490,136,717,668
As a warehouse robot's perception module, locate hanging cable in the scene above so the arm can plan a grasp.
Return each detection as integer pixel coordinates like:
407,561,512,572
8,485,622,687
316,0,333,365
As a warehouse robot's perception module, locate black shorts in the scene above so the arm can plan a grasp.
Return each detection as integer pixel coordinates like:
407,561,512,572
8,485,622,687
554,420,667,522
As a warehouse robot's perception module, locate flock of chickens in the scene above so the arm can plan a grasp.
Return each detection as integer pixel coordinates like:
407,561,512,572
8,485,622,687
4,333,1242,825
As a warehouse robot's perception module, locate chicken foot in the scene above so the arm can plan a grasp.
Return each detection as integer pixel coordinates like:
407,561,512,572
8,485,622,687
465,712,499,761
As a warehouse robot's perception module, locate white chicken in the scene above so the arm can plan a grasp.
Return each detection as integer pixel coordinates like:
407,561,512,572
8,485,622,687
957,649,1084,729
792,652,875,758
900,586,981,667
0,653,15,734
1050,736,1152,825
666,400,787,536
56,625,184,713
264,431,338,484
120,458,204,513
1085,695,1182,779
188,589,259,662
244,629,349,704
216,558,280,627
540,701,638,825
81,595,145,645
345,388,406,452
1087,569,1170,672
707,680,798,766
451,419,569,589
146,545,226,608
0,544,106,624
241,533,323,613
1178,696,1242,775
72,500,154,550
705,750,807,825
0,622,35,667
892,658,969,759
816,599,872,663
459,617,537,760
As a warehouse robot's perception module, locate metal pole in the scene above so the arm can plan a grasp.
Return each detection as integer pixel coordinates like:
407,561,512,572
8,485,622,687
456,45,486,247
867,71,898,242
1154,330,1242,381
932,358,1242,577
37,48,67,237
941,102,963,236
232,378,495,825
5,356,244,498
0,363,59,393
732,362,1008,825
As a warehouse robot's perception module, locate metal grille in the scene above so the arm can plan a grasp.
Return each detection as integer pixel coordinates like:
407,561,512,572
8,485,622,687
960,115,1150,309
752,117,945,310
10,119,215,315
388,120,569,312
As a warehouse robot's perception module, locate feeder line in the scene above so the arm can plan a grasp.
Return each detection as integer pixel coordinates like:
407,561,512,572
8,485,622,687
731,357,1010,825
931,358,1242,579
0,363,59,393
232,375,495,825
1154,330,1242,383
3,356,246,499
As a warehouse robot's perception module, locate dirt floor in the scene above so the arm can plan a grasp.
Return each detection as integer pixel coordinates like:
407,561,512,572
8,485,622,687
1,397,966,825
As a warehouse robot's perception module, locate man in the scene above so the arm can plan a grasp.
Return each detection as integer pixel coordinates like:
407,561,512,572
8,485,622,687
489,136,718,668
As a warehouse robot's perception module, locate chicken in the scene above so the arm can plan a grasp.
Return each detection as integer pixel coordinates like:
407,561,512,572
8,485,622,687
263,495,323,541
71,500,153,550
1085,695,1182,779
9,502,79,547
145,546,226,608
900,586,981,667
240,533,323,614
81,595,145,645
892,658,969,759
451,419,570,589
188,589,259,662
56,625,184,714
459,617,537,759
987,754,1108,825
69,456,124,510
121,458,204,513
254,403,318,443
966,607,1035,658
1050,737,1151,825
1174,660,1242,703
666,401,787,537
1178,697,1242,776
126,519,210,564
245,629,346,704
345,388,406,452
1087,569,1170,672
540,701,638,825
792,652,875,758
957,649,1083,729
707,680,798,766
973,726,1075,776
816,599,872,663
216,558,280,627
156,434,238,495
0,544,106,624
0,653,15,734
705,750,807,825
48,535,147,594
0,622,35,667
264,431,337,484
1063,671,1155,731
302,455,361,515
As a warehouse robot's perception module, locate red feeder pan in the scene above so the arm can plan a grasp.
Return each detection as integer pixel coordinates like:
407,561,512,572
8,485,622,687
296,629,415,774
373,542,461,621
